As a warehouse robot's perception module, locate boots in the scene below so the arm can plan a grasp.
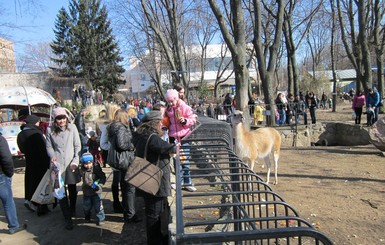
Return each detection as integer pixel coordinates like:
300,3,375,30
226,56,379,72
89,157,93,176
59,197,73,230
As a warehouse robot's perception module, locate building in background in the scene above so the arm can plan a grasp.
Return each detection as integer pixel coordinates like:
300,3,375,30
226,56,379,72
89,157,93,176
0,38,16,73
128,44,259,100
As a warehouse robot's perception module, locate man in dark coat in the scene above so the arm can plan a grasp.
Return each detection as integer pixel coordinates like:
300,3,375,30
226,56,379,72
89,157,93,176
17,115,51,216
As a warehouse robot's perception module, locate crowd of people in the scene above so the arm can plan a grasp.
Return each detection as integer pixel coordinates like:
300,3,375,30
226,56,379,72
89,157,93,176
1,84,383,241
0,84,198,245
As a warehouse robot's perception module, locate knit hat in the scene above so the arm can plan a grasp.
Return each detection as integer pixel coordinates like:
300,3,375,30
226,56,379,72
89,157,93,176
53,107,67,119
165,89,179,102
24,115,40,124
80,152,93,164
142,110,163,123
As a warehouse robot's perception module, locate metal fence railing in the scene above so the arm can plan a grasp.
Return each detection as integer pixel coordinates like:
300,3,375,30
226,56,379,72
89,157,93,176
169,116,333,245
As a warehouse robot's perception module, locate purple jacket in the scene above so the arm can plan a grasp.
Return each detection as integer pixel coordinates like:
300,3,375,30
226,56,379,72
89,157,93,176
166,99,197,140
352,94,366,109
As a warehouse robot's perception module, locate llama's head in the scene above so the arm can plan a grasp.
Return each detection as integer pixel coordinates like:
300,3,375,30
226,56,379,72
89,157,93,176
230,110,244,126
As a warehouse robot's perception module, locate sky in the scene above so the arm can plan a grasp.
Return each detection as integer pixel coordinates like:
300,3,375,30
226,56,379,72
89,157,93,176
0,0,69,60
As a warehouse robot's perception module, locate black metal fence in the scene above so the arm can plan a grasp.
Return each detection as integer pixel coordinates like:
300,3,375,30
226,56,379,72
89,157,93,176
170,116,333,245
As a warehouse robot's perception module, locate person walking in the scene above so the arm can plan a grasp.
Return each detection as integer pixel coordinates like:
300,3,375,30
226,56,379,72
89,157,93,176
17,114,51,216
352,90,366,124
165,89,197,192
46,107,82,230
79,153,106,226
99,104,125,213
107,109,141,223
132,110,177,245
0,133,23,234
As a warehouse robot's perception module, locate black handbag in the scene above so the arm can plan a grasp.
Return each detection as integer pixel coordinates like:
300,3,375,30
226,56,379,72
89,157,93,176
107,143,135,171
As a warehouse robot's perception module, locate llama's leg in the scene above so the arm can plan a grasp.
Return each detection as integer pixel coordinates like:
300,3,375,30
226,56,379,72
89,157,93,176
264,157,271,184
273,151,280,185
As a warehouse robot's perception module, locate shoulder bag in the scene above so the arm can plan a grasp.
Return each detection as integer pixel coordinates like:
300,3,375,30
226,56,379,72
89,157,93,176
125,133,163,195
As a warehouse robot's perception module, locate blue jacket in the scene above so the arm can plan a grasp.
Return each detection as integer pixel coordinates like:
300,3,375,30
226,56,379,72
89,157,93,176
366,90,380,107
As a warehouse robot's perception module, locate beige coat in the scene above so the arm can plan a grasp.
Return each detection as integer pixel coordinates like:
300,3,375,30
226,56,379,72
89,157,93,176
46,123,81,185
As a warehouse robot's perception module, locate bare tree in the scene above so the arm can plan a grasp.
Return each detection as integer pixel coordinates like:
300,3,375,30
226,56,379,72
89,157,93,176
17,41,57,72
251,0,285,125
371,0,385,98
337,0,374,92
330,0,338,112
208,0,250,118
283,0,322,96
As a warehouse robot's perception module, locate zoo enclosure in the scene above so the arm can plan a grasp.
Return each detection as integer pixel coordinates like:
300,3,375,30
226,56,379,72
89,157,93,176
170,116,333,244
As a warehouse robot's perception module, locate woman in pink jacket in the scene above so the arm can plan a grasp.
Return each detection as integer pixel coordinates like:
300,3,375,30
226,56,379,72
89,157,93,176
165,89,197,192
352,90,366,124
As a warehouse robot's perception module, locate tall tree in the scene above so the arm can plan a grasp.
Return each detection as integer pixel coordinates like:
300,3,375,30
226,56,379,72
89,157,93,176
208,0,250,119
251,0,285,125
51,0,125,94
330,0,338,112
283,0,322,96
372,0,385,98
336,0,373,93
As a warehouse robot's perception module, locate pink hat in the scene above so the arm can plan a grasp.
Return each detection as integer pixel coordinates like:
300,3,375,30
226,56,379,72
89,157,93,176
53,107,67,119
166,89,179,101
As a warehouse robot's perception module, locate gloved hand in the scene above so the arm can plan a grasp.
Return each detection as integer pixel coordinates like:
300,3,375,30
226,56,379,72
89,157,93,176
92,184,100,191
92,180,100,190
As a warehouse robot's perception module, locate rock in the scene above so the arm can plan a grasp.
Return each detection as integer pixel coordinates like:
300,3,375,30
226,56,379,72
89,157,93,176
369,116,385,152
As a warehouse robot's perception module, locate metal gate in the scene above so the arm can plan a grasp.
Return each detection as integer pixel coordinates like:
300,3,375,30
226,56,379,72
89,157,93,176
169,116,333,245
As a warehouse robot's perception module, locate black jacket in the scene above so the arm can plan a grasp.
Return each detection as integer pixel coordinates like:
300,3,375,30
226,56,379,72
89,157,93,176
0,135,14,177
107,122,135,152
132,129,176,197
17,123,50,200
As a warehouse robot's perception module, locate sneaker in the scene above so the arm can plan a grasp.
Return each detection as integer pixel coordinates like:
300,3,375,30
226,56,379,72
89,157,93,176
96,220,105,226
9,226,25,234
24,200,36,212
184,186,197,192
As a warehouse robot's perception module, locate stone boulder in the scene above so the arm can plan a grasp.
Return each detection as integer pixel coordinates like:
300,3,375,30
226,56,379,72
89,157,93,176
369,116,385,152
315,122,370,146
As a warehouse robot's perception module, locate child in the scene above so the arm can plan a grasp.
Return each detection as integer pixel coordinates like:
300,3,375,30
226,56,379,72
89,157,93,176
253,104,265,125
365,104,375,126
79,153,106,226
87,131,103,167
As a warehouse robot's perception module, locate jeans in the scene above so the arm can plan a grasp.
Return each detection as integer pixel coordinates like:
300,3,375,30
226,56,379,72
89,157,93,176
296,112,308,125
180,143,192,186
309,107,316,124
83,193,105,222
120,169,137,219
278,109,286,125
0,174,20,231
169,138,193,187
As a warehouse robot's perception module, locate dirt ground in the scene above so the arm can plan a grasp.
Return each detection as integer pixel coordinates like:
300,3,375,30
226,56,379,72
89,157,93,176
0,102,384,245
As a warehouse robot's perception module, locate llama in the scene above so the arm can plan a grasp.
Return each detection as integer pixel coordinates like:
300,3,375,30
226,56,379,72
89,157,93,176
230,110,281,185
